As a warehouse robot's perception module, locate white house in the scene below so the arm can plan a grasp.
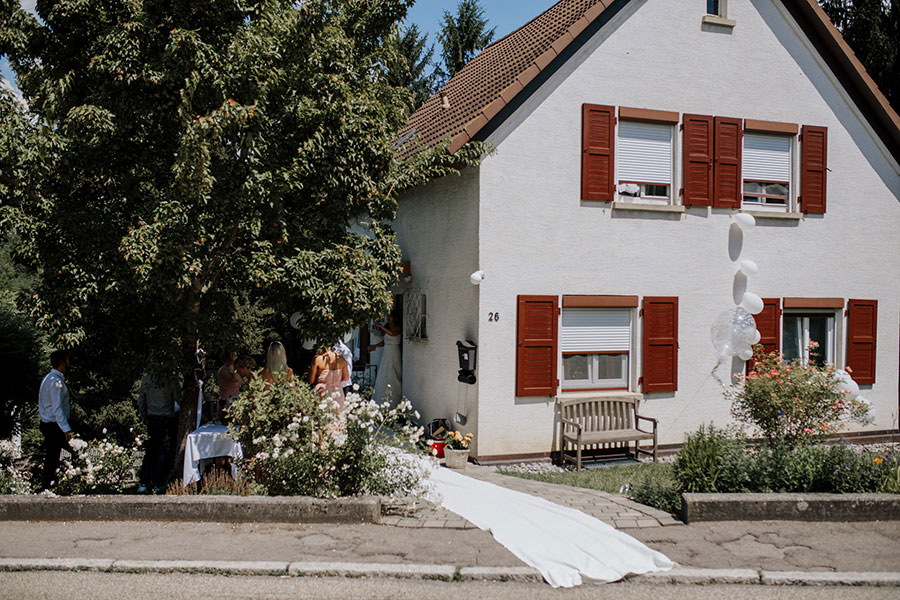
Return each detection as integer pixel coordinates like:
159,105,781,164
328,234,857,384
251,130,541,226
385,0,900,461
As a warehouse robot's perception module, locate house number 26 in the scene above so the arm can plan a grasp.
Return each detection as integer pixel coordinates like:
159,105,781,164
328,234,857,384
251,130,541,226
488,312,500,322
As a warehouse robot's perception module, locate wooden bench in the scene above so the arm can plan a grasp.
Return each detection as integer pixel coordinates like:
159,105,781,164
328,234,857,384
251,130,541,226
557,394,658,470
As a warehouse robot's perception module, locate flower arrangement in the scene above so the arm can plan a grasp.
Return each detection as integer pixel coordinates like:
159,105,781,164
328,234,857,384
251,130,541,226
444,431,473,450
728,345,872,448
228,377,433,499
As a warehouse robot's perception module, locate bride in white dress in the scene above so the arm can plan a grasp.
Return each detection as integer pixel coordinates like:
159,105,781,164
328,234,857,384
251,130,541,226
369,314,402,406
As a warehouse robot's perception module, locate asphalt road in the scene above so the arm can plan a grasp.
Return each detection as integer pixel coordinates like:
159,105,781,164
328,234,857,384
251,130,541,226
2,572,899,600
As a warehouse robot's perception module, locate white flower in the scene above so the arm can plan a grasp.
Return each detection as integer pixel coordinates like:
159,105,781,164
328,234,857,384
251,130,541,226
102,428,107,434
287,422,300,431
352,384,359,391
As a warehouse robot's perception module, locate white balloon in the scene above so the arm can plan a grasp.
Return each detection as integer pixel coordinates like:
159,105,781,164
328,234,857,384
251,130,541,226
738,347,754,361
733,213,756,231
739,260,759,276
751,329,761,345
741,292,764,315
835,369,861,400
711,308,757,357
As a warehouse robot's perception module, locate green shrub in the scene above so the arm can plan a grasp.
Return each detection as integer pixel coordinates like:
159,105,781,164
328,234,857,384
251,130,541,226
729,347,872,448
52,434,140,495
628,479,682,514
228,376,429,498
0,440,31,494
673,424,750,493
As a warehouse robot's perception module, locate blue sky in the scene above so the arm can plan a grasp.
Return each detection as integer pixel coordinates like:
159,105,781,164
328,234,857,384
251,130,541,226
1,1,556,91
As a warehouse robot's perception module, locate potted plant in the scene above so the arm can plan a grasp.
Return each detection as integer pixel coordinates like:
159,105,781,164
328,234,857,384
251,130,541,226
443,431,473,469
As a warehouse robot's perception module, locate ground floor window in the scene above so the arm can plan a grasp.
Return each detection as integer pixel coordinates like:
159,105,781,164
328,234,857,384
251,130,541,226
560,308,631,390
782,312,835,367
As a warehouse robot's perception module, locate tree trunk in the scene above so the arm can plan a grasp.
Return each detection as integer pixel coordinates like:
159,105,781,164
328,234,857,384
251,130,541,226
170,336,203,484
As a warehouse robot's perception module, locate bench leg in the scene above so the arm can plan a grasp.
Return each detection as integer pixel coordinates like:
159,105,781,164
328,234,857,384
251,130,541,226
576,443,582,471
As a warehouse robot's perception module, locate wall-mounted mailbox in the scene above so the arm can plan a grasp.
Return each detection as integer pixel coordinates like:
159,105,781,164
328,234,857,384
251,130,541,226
456,340,477,384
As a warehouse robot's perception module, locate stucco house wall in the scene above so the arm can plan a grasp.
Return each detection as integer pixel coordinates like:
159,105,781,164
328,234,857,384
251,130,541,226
391,168,482,449
467,0,900,455
392,0,900,459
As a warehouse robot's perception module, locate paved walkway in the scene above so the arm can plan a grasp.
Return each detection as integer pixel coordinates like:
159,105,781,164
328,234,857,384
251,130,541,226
381,464,679,530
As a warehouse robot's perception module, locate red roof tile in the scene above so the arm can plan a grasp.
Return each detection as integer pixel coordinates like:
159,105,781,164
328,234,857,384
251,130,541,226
399,0,900,164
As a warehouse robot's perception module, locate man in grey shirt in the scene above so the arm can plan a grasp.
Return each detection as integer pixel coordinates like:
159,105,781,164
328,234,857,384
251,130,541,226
38,349,73,491
137,372,180,493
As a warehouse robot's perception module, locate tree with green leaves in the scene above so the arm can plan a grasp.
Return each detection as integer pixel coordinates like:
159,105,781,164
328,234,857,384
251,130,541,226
0,0,484,451
385,23,437,111
820,0,899,110
437,0,495,83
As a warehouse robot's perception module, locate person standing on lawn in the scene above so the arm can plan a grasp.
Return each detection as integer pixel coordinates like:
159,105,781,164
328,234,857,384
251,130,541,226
38,349,73,491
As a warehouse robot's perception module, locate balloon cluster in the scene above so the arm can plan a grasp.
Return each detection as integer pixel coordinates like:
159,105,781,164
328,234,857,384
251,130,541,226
712,214,763,362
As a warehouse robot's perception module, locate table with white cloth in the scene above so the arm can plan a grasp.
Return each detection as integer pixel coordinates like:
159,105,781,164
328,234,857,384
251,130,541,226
182,423,243,487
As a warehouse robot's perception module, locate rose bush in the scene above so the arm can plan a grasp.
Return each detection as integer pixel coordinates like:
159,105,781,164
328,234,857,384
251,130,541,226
228,375,432,498
0,439,31,494
728,345,872,447
52,433,140,495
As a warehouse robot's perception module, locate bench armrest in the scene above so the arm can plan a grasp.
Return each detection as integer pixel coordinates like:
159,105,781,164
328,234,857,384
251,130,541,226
560,417,582,435
635,413,658,431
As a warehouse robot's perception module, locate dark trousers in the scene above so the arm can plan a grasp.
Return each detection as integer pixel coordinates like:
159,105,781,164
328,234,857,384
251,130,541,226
140,415,174,491
40,421,72,491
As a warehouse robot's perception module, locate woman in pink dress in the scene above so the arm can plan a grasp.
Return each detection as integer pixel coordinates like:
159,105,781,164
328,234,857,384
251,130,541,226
309,344,350,411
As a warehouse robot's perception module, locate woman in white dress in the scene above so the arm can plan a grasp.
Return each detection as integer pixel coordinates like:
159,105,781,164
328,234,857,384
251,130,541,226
369,313,401,406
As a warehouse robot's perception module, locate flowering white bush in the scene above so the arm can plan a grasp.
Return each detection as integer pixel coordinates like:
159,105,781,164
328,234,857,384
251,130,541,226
229,377,433,498
0,439,31,494
53,434,139,495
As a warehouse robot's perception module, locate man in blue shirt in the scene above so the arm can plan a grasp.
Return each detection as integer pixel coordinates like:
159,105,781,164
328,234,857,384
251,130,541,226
38,349,73,491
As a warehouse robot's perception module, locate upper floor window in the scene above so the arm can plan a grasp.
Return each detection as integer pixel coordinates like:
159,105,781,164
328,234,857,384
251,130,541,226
617,120,674,204
707,0,728,17
742,132,792,211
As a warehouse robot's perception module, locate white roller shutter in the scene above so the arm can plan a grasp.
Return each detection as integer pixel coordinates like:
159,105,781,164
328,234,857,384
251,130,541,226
617,121,673,185
743,133,791,182
560,308,631,353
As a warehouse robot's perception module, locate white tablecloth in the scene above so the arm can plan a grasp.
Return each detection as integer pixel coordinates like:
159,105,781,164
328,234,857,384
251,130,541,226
182,423,243,487
426,466,673,587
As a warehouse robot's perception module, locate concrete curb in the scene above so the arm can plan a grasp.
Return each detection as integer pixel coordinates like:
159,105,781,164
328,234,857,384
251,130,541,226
0,495,380,524
1,558,898,586
681,493,900,522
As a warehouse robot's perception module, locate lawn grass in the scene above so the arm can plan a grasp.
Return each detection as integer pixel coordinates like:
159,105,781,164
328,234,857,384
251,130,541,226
498,461,675,495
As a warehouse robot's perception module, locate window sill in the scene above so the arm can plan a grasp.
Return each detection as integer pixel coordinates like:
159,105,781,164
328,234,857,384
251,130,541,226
702,15,736,28
740,209,803,220
557,390,643,401
612,202,685,213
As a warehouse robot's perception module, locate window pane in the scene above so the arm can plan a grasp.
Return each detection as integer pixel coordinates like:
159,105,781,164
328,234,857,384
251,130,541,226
595,353,625,381
783,316,802,363
563,354,590,381
807,316,832,367
707,0,720,15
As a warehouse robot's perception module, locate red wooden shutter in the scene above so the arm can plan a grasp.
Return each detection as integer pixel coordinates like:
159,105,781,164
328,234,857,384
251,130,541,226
642,297,678,393
713,116,742,209
682,114,714,206
800,125,827,214
847,299,877,385
581,104,615,202
516,295,559,397
749,298,781,371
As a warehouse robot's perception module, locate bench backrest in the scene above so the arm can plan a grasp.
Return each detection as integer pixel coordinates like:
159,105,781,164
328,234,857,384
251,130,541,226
558,396,638,432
